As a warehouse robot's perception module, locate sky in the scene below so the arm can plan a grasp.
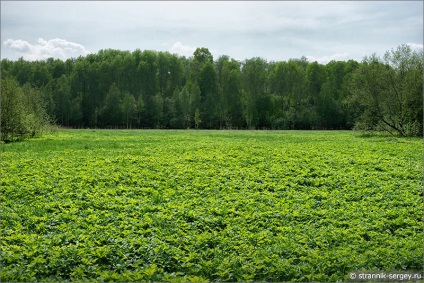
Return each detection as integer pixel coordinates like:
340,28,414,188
1,1,423,64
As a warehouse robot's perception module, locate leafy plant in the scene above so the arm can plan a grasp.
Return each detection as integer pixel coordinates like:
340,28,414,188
1,130,422,281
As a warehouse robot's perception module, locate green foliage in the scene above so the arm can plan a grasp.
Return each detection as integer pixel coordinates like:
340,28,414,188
348,45,423,136
100,83,123,127
194,108,202,129
193,47,213,65
216,56,244,129
199,61,219,128
121,92,136,129
1,44,421,134
242,57,269,129
1,77,52,142
2,130,422,281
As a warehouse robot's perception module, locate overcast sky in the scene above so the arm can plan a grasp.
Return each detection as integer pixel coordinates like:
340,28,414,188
1,1,423,64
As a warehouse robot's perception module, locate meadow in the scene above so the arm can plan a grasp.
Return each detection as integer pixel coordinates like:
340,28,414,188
1,130,423,282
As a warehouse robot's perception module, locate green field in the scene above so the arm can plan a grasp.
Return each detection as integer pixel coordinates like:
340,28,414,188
1,130,423,282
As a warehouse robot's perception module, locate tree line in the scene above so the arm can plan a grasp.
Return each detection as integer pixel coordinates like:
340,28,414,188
1,44,422,139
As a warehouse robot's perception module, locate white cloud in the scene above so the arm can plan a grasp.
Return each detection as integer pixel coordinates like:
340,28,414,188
306,53,351,64
406,43,424,51
168,42,196,58
3,38,91,61
3,39,33,52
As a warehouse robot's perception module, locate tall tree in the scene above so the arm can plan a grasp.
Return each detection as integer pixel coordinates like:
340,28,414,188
193,47,213,65
191,47,213,82
122,92,136,129
242,57,268,129
198,61,219,128
151,93,164,128
138,50,158,127
69,93,83,127
348,45,423,136
136,95,145,128
157,51,170,97
216,56,243,129
305,61,326,106
100,83,122,127
54,75,72,126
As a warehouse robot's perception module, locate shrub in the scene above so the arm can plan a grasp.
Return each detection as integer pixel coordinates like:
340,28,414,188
1,78,52,142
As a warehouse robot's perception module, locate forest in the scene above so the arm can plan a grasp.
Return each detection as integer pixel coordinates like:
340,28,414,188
1,44,422,140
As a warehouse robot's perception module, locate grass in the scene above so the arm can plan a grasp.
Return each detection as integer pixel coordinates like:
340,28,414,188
1,130,423,282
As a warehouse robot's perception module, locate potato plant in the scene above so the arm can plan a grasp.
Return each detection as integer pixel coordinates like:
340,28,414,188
1,130,422,281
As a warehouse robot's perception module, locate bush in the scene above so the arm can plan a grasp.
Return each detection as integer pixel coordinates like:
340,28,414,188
1,78,52,142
